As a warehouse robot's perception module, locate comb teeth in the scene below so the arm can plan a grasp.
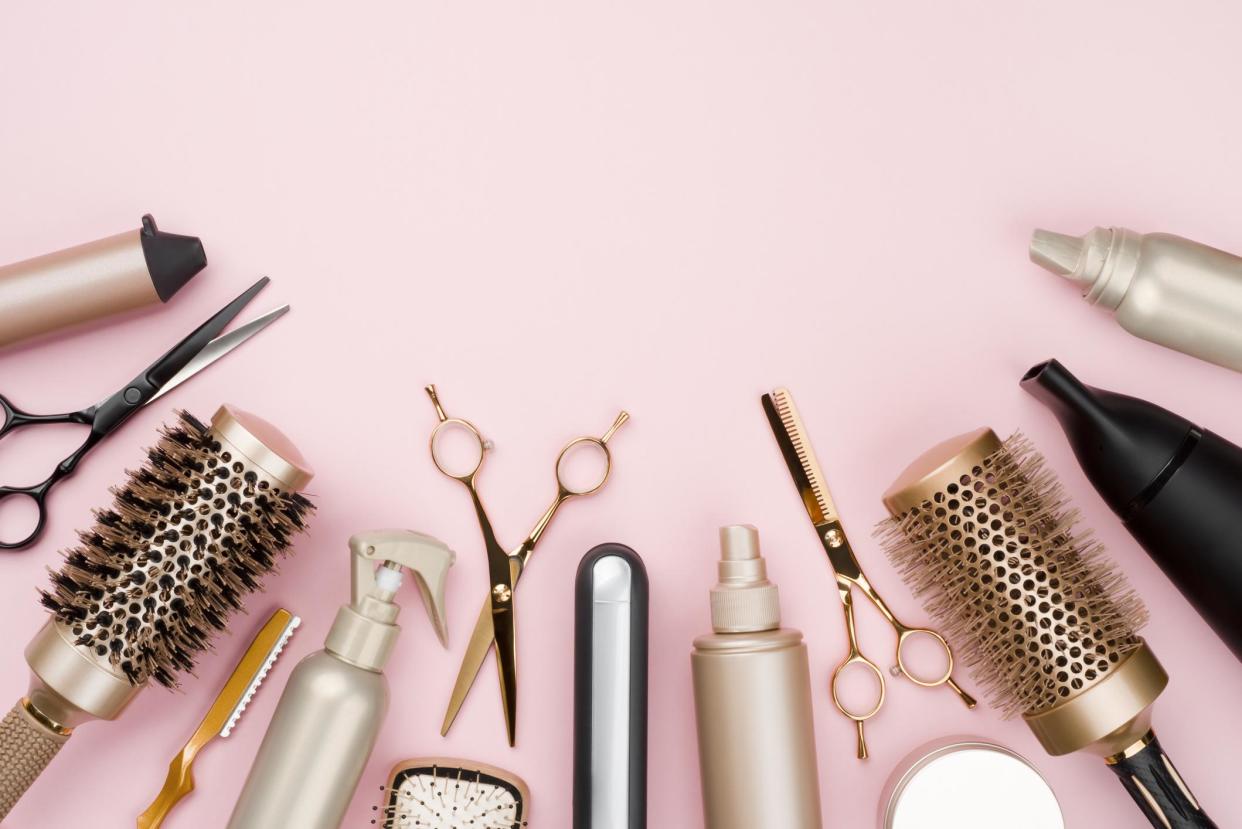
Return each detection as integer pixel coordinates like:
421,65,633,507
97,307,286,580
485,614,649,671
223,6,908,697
876,433,1147,717
220,615,300,738
40,411,314,689
769,389,834,522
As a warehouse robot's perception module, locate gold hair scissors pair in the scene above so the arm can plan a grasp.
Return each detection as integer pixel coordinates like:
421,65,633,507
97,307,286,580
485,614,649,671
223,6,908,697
762,388,975,759
425,385,629,746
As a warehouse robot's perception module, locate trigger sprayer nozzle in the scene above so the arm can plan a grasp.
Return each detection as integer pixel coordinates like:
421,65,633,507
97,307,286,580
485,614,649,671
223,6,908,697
374,563,403,597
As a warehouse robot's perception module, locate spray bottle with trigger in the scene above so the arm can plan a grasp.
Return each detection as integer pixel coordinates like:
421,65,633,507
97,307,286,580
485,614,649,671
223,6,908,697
227,530,455,829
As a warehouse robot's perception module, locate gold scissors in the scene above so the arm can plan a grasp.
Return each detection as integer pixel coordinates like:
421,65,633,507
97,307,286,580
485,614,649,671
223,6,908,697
762,387,975,759
425,385,629,746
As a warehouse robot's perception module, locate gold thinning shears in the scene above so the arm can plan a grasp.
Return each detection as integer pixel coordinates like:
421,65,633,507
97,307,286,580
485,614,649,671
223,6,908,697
425,385,628,746
762,387,975,759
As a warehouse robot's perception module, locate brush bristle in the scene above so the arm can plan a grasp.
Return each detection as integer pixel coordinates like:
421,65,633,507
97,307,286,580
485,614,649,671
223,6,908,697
875,434,1147,717
40,411,314,689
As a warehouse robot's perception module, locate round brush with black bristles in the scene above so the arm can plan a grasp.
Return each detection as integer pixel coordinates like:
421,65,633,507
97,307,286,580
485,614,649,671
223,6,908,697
876,428,1216,829
0,406,314,821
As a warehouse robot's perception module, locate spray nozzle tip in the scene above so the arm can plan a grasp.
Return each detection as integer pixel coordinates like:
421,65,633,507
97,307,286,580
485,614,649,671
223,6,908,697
719,524,760,561
1030,229,1086,277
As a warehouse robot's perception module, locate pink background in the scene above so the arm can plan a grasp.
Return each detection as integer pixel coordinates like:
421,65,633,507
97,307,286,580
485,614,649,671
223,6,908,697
1,2,1240,826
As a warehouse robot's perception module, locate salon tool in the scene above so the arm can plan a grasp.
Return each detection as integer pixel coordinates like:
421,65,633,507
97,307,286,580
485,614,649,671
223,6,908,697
0,276,287,549
761,388,975,758
692,525,822,829
1024,359,1242,662
137,609,300,829
377,758,529,828
425,384,629,747
227,531,454,829
574,543,648,829
879,738,1063,829
878,429,1216,829
1030,225,1242,372
0,214,206,351
0,406,313,821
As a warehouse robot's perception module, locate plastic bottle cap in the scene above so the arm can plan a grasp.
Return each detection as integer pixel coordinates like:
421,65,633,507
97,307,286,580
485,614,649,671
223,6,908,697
709,525,781,633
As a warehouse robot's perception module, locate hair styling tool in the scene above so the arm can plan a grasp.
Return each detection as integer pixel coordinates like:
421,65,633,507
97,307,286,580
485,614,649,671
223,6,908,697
1024,359,1242,662
761,388,975,758
1030,225,1242,372
377,758,529,828
0,406,314,821
574,543,648,829
227,531,454,829
877,428,1216,829
0,214,206,351
692,525,822,829
425,385,629,747
0,276,287,549
879,738,1063,829
137,608,301,829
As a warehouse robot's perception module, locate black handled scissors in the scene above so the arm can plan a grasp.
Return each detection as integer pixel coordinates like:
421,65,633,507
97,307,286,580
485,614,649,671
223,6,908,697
0,277,287,550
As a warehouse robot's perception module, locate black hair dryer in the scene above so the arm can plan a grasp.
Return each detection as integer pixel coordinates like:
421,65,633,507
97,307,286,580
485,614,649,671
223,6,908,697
1023,359,1242,663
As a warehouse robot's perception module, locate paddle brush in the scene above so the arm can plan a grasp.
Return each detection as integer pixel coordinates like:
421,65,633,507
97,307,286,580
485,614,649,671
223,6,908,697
0,406,314,820
876,428,1215,829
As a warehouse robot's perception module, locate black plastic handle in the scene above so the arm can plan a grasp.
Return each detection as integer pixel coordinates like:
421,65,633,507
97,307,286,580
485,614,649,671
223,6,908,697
1109,734,1216,829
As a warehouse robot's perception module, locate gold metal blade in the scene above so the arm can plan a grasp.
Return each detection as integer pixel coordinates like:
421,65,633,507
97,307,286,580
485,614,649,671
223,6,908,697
762,388,839,525
440,596,496,736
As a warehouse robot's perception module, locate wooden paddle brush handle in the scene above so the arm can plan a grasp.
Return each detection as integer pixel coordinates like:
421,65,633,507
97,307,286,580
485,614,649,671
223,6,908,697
0,699,70,819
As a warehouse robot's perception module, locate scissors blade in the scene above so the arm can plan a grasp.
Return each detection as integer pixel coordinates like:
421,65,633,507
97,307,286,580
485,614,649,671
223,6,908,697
762,388,841,526
763,388,870,582
142,277,272,396
149,305,289,403
440,556,523,737
491,603,518,746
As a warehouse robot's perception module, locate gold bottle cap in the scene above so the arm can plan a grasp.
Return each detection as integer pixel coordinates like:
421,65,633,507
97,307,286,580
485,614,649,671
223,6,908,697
882,427,1002,516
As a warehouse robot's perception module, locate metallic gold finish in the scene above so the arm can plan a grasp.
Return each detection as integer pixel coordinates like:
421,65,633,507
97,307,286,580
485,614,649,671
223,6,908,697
1106,730,1157,764
137,610,300,829
19,700,69,737
877,430,1216,828
211,405,314,491
878,432,1147,717
0,229,156,349
24,620,141,730
881,427,1002,515
427,385,629,746
761,388,974,759
1026,644,1166,757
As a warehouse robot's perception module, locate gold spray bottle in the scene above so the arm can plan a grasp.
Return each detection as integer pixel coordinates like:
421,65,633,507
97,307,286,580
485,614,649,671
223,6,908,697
691,525,823,829
227,530,454,829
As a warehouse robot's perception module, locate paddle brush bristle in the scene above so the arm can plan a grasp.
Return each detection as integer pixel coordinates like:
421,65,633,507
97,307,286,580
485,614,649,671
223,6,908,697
39,411,314,688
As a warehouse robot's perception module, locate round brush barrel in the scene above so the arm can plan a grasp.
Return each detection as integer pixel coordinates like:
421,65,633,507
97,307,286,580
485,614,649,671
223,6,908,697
877,428,1216,829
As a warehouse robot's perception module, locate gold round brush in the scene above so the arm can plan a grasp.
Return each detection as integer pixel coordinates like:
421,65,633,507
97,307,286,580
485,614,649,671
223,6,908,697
876,428,1216,829
0,407,314,822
